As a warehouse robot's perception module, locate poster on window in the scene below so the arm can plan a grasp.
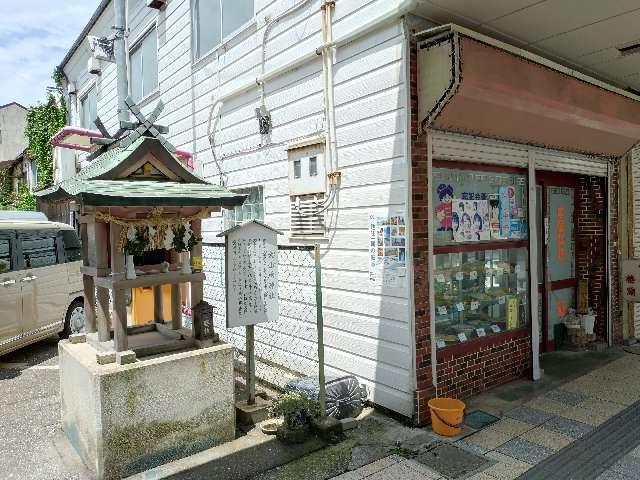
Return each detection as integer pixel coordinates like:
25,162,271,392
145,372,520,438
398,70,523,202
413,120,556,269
452,199,490,242
369,211,406,287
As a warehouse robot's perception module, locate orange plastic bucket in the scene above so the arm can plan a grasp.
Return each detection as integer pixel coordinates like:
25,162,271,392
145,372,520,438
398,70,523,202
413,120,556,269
428,397,465,436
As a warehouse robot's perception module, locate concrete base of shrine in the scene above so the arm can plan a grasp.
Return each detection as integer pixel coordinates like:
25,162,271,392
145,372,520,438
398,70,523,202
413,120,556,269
59,340,236,480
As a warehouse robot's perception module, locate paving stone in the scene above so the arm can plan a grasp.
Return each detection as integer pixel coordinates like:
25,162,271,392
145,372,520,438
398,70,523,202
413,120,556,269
541,416,593,439
525,397,570,416
456,440,489,456
505,406,555,426
577,398,627,418
560,406,610,426
466,472,498,480
489,418,534,437
398,459,443,479
348,455,401,477
595,469,633,480
495,438,554,465
331,471,362,480
366,461,440,480
611,455,640,478
483,452,531,480
544,389,589,406
628,445,640,458
464,428,514,450
519,427,574,451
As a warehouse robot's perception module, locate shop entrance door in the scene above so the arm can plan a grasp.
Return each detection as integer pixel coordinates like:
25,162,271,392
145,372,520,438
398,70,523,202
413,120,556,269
536,173,577,352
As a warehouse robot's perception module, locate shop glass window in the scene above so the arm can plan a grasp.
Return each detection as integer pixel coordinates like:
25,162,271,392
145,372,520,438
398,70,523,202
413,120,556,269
224,186,264,228
193,0,254,59
0,238,12,273
130,28,158,102
80,86,97,129
20,234,58,269
433,165,530,348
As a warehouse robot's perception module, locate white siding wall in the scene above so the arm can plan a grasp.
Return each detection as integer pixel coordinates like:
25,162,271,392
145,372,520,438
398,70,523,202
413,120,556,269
62,0,414,416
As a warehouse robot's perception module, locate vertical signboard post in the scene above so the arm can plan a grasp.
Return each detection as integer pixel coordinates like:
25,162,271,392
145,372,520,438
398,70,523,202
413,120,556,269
218,220,281,405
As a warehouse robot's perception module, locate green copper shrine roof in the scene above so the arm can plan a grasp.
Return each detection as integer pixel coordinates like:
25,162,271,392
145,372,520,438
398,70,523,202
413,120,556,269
36,137,246,207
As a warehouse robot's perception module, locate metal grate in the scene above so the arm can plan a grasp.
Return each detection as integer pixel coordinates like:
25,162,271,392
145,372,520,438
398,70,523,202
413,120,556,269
290,194,325,237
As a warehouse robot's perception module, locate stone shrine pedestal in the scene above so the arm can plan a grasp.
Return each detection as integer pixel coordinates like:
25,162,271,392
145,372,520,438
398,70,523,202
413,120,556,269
59,340,235,480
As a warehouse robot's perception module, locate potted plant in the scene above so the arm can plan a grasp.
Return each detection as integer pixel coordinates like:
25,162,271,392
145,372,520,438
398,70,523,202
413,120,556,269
123,227,148,279
171,223,201,274
269,392,319,444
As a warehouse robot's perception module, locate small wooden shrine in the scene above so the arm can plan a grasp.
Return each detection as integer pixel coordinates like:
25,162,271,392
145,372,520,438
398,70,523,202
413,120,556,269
38,97,246,362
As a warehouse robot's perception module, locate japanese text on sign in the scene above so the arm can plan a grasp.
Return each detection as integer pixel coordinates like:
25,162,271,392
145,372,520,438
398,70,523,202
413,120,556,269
223,222,279,327
622,258,640,303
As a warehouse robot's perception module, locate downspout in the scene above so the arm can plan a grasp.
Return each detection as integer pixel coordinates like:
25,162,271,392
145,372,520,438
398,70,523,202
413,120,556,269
418,33,462,401
113,0,129,124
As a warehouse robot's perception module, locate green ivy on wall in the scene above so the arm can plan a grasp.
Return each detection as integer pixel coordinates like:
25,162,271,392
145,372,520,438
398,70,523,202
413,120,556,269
25,93,67,191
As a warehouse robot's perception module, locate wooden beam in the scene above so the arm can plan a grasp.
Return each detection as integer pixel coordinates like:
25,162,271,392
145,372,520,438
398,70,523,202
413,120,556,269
94,221,111,340
110,223,127,351
113,288,128,352
171,284,181,330
153,285,164,323
96,287,111,342
82,274,97,334
190,220,204,339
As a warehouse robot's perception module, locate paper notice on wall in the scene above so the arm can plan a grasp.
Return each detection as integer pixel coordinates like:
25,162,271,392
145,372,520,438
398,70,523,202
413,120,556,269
369,210,407,287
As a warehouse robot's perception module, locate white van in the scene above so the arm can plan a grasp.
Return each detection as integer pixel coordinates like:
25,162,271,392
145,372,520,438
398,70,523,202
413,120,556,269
0,215,84,356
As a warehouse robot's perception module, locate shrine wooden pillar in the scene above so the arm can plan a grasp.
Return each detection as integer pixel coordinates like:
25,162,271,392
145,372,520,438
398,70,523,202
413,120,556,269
190,219,204,339
109,223,128,352
80,221,97,334
153,285,164,323
94,220,111,342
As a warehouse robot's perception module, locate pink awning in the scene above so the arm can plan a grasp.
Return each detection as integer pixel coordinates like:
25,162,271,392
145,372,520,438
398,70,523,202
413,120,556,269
420,35,640,157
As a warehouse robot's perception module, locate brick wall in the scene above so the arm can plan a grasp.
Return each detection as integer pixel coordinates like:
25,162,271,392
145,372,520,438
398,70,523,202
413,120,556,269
435,332,532,399
574,168,622,345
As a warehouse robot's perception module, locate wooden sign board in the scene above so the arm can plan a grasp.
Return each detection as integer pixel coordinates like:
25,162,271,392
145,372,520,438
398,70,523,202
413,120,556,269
219,221,281,327
622,258,640,303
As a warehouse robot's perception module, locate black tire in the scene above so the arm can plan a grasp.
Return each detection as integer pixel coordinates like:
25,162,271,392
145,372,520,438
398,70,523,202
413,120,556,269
60,299,85,339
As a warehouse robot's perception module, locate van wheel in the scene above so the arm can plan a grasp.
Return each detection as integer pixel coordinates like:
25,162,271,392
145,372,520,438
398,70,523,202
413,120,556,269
61,299,85,339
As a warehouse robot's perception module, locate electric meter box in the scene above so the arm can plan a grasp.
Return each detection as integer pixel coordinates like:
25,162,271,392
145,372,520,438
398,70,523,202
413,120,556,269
288,144,326,196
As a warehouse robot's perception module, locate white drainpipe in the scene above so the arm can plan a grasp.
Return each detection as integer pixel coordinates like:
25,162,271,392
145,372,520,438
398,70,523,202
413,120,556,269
113,0,129,124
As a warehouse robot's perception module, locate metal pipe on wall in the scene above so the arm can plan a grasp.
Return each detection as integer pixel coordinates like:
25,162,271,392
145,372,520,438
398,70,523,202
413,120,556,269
113,0,129,124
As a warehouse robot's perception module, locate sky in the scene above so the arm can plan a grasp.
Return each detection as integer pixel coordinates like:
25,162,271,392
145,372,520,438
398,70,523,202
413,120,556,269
0,1,98,108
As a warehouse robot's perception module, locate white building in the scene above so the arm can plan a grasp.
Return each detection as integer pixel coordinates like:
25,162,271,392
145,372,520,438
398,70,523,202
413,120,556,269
57,0,640,421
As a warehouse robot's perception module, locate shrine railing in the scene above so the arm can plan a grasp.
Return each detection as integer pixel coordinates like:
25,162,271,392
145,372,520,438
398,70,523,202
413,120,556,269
202,242,324,401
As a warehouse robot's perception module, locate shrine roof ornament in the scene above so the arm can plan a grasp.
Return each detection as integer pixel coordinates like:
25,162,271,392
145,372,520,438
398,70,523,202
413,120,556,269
50,96,193,165
38,98,246,208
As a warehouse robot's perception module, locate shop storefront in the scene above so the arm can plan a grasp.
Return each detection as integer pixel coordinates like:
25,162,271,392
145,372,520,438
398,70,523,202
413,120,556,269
411,25,640,423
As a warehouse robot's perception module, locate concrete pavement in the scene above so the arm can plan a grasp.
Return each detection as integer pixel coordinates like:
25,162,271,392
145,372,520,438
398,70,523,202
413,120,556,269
0,337,91,480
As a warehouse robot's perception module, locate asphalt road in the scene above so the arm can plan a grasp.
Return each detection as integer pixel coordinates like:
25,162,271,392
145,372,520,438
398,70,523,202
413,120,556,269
0,336,90,480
